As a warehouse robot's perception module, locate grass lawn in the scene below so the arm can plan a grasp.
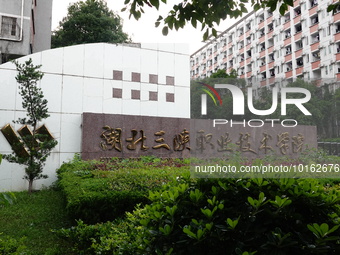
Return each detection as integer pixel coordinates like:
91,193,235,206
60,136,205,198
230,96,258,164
0,189,75,255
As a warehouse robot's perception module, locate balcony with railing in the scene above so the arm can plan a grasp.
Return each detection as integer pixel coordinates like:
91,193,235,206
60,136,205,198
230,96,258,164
294,15,301,25
284,36,291,46
285,70,293,78
296,66,303,75
337,73,340,80
283,20,291,30
336,52,340,62
259,34,266,43
309,3,318,16
260,50,266,58
285,52,292,62
258,20,265,29
310,41,320,52
267,30,274,38
260,79,267,86
268,77,275,85
311,60,321,70
295,49,303,58
260,64,267,73
335,32,340,41
334,11,340,22
268,61,275,69
310,23,319,34
294,32,302,41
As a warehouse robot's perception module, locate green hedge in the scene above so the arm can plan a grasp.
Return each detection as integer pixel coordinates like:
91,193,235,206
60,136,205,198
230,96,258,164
59,176,340,255
0,233,26,255
57,156,189,223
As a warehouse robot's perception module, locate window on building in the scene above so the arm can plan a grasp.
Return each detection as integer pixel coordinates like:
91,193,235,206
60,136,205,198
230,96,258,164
335,22,340,33
325,66,328,75
310,0,318,8
311,15,319,25
329,45,332,54
284,13,290,23
328,25,331,35
295,24,302,34
296,40,303,50
1,16,17,37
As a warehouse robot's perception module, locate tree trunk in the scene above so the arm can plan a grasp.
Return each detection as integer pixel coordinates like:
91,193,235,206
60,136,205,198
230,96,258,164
28,179,33,194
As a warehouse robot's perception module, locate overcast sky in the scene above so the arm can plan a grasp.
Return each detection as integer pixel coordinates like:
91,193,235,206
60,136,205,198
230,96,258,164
51,0,238,54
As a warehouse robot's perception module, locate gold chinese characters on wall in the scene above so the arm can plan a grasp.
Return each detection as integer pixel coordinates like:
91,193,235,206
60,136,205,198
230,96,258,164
99,126,306,156
99,126,190,152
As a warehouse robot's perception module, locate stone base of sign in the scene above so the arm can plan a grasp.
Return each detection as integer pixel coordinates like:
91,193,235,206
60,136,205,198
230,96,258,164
82,113,317,161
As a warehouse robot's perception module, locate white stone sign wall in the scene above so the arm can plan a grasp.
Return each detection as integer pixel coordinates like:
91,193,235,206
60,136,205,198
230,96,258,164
0,43,190,191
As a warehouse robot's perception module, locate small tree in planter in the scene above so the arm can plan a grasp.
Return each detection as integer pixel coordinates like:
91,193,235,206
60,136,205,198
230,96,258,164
3,59,57,193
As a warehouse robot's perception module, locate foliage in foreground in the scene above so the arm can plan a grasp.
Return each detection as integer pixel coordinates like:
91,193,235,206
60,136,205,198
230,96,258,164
123,0,340,40
59,176,340,254
57,155,189,223
0,192,16,208
0,233,26,255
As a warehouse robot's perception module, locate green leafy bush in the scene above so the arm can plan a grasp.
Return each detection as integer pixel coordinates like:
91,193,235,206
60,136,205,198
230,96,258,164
61,176,340,254
57,219,133,254
0,233,26,254
57,156,189,223
0,192,16,207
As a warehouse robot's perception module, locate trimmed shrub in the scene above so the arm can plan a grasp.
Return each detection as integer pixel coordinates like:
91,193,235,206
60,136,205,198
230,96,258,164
57,156,189,223
0,233,26,254
60,176,340,254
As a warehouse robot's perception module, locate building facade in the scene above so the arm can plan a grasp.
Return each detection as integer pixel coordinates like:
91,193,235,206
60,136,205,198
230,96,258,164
0,0,52,64
191,0,340,89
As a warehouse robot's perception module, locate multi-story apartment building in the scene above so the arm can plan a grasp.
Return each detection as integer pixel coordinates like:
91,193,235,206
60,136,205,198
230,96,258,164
0,0,52,64
191,0,340,89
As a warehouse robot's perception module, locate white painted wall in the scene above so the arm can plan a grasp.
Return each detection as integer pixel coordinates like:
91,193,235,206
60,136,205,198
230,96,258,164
0,43,190,191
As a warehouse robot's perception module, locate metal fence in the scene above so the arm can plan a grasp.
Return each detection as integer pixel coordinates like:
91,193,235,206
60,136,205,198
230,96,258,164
318,142,340,156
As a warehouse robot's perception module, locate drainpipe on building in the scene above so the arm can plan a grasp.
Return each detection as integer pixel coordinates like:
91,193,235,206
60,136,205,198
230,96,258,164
19,0,24,42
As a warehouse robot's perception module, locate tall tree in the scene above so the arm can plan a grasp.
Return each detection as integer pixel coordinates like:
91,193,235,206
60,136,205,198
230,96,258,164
3,59,57,193
123,0,339,40
52,0,130,48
